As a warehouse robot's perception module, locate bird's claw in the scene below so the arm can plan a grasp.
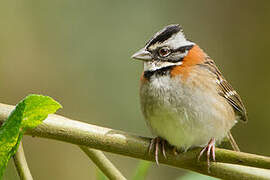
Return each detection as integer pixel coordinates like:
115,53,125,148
198,138,216,172
148,137,167,165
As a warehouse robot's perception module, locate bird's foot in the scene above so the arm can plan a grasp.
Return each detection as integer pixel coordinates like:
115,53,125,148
198,138,216,172
148,137,167,165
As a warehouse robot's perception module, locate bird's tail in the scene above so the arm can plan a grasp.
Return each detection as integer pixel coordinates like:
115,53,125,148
227,131,240,152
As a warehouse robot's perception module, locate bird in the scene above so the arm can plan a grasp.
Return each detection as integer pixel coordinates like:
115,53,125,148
131,24,247,168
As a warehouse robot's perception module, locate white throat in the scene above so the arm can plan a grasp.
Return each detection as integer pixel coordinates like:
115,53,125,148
144,61,182,71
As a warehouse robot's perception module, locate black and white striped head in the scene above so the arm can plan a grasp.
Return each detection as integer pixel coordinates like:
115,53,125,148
132,24,195,71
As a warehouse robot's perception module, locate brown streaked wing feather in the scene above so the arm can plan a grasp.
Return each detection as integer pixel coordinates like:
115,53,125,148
199,58,247,122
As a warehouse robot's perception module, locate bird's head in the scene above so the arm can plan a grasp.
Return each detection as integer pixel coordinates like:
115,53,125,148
132,24,195,71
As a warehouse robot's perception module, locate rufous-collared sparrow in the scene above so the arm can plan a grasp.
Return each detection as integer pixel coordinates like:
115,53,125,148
131,24,247,167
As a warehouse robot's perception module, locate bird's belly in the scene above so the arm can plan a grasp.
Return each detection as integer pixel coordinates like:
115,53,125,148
140,75,236,150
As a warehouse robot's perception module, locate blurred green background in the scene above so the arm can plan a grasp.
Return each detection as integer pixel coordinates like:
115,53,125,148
1,0,270,179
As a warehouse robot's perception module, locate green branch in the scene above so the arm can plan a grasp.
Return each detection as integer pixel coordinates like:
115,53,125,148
79,146,126,180
0,103,270,179
13,142,33,180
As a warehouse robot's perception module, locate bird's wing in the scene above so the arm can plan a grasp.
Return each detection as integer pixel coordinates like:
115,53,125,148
199,58,247,122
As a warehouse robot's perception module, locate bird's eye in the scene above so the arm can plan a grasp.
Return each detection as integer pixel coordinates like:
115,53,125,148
158,47,171,57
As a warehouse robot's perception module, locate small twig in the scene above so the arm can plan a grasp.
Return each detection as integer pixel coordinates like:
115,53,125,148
13,141,33,180
79,146,126,180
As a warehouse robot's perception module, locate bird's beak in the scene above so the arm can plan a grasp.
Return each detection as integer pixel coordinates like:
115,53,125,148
131,48,152,61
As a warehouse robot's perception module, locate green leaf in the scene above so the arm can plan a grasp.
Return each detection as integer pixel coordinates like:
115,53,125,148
20,95,62,129
96,168,108,180
0,94,62,179
132,160,152,180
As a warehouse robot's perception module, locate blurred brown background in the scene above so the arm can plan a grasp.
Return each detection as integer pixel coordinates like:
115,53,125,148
1,0,270,179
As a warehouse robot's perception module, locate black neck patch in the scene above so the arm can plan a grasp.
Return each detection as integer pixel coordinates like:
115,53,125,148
143,65,175,80
146,25,181,49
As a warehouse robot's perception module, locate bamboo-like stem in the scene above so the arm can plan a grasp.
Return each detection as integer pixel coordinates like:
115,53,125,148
79,146,127,180
13,142,33,180
0,103,270,179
